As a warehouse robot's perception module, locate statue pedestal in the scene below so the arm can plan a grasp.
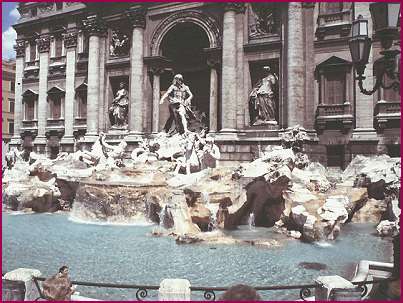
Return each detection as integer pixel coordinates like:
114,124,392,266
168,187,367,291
105,128,129,142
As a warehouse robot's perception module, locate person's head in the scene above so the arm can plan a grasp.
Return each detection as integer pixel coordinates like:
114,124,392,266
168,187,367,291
173,74,183,85
220,284,261,301
263,66,271,76
119,82,125,89
58,266,69,275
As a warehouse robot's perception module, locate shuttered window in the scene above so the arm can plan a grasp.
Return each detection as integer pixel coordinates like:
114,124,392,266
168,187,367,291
25,100,35,120
325,72,346,105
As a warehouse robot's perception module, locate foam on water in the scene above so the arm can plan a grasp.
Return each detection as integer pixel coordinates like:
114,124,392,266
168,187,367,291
315,241,334,248
68,213,155,226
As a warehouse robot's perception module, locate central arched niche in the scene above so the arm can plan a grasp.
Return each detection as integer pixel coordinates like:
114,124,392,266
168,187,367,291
159,22,211,129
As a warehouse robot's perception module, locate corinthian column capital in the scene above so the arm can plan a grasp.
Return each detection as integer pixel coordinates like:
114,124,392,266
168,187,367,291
63,31,78,48
83,15,107,36
14,39,26,57
126,6,147,29
36,35,51,53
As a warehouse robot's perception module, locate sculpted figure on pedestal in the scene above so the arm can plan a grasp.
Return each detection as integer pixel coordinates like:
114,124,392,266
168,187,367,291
249,66,278,126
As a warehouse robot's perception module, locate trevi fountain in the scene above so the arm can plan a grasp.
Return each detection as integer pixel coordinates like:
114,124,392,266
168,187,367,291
2,123,400,301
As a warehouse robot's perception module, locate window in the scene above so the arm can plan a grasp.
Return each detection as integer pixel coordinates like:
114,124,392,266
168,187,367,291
380,74,400,102
8,120,14,135
324,72,346,105
55,37,63,57
76,83,88,118
48,95,62,119
56,3,63,10
327,145,344,168
9,100,15,113
25,99,35,120
315,56,352,105
30,42,37,62
10,81,15,92
77,94,87,118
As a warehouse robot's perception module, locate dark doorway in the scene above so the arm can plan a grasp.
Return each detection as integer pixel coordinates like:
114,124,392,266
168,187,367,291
327,145,345,168
160,22,210,127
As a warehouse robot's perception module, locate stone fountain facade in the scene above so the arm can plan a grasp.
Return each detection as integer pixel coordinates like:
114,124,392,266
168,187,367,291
10,2,400,168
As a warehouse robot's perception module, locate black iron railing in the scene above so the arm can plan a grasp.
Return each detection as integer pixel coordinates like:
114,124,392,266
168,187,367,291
25,276,397,301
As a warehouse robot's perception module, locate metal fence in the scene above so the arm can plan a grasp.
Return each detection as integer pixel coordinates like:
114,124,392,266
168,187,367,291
28,276,396,301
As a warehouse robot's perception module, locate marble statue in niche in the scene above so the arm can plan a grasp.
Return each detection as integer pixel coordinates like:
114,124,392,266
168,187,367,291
109,81,129,128
249,66,278,126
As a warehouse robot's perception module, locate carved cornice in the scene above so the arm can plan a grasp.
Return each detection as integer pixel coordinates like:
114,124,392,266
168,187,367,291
82,15,107,37
36,35,51,53
224,2,246,14
126,7,147,29
63,31,78,48
14,39,26,57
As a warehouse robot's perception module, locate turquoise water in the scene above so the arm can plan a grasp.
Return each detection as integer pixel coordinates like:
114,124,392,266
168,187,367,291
2,212,392,300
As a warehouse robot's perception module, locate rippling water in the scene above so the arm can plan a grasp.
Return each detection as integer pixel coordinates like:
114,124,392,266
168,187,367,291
2,212,392,300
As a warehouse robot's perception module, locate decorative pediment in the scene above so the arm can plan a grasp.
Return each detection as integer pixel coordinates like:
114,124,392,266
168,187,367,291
22,89,39,99
75,82,88,91
47,86,65,95
315,56,352,77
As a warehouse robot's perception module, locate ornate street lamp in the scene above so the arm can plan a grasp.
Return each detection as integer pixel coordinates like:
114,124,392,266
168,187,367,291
349,3,400,95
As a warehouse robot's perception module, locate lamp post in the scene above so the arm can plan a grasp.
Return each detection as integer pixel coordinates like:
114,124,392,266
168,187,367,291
349,3,400,95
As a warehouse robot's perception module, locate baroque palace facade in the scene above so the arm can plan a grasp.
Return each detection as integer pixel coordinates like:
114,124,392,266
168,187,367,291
10,2,400,167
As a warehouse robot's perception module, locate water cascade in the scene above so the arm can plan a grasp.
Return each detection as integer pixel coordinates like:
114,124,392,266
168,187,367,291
248,213,256,230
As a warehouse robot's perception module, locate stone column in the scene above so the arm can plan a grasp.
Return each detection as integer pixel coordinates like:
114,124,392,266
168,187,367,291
82,15,106,139
286,2,305,127
302,3,316,130
35,35,51,150
207,60,219,133
61,31,78,151
150,68,163,133
221,3,244,133
350,3,378,155
127,7,147,135
352,3,377,132
10,40,26,146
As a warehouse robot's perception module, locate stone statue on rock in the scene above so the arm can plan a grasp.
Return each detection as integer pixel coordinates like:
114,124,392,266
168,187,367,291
160,74,195,136
249,66,278,126
99,133,127,167
109,82,129,128
131,138,159,164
